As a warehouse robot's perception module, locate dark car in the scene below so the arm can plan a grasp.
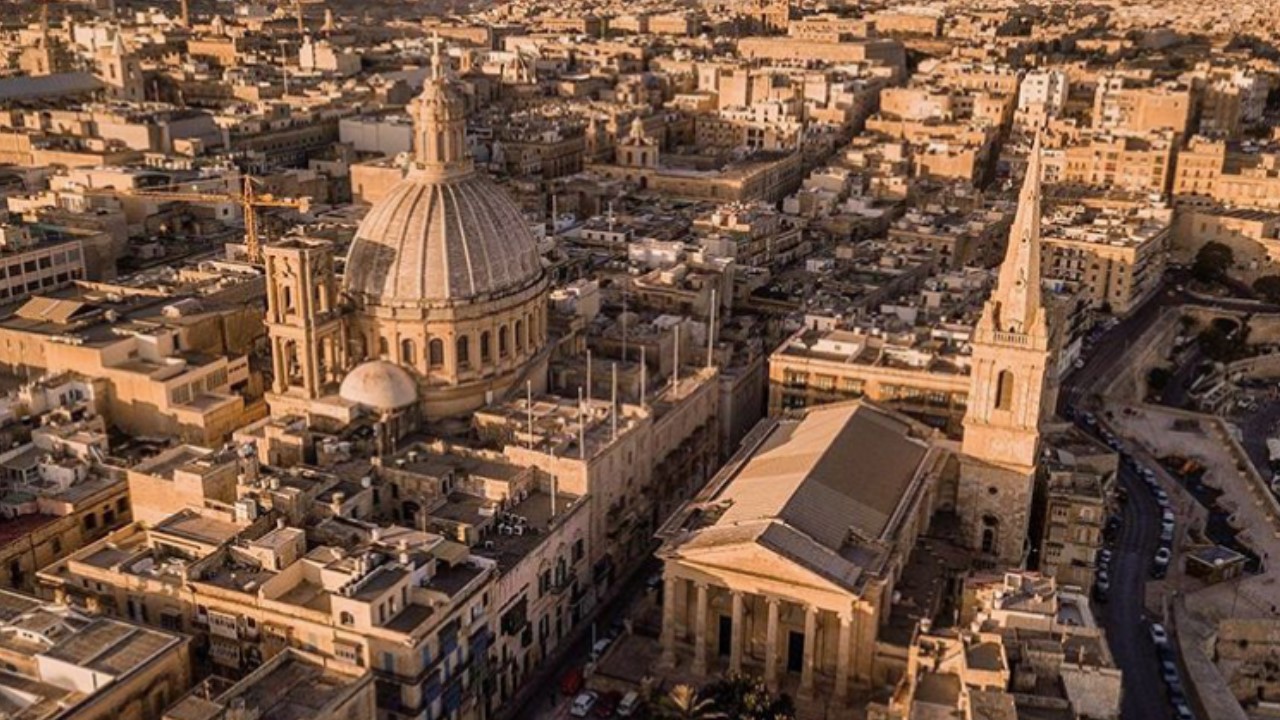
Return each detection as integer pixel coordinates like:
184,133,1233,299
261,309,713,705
594,691,622,718
561,667,584,696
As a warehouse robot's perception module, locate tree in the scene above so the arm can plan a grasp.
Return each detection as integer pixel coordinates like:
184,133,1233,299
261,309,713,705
1255,275,1280,303
1147,366,1173,392
657,685,725,720
1193,242,1234,283
703,674,795,720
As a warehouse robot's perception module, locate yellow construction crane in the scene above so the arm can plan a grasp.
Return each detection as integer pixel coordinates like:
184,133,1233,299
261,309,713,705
95,176,311,263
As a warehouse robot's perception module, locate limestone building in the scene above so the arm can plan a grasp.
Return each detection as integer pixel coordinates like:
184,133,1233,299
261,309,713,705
266,43,551,426
656,401,948,710
956,137,1058,566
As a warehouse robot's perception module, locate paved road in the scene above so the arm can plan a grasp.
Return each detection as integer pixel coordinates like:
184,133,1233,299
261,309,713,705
1104,448,1176,720
1061,280,1179,720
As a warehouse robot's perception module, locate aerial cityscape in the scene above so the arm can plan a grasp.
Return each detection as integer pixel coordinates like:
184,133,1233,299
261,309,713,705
2,0,1280,718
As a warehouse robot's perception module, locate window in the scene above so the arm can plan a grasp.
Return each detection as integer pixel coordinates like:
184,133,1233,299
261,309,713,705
83,513,97,531
429,339,444,367
457,336,470,367
480,331,492,363
340,611,355,626
515,320,524,353
499,326,509,357
378,336,389,359
994,370,1015,411
401,339,416,365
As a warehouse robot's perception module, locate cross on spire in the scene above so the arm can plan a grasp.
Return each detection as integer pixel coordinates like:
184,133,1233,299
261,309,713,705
429,33,447,81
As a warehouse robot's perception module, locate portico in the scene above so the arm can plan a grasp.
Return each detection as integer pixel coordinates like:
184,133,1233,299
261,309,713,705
658,565,876,702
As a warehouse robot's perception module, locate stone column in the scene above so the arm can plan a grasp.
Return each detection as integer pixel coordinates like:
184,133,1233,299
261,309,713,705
764,597,780,692
660,575,677,668
800,605,817,697
674,578,688,640
729,590,744,674
692,582,708,676
834,612,852,703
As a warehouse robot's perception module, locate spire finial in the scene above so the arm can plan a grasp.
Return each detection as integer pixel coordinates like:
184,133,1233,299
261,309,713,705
429,33,446,82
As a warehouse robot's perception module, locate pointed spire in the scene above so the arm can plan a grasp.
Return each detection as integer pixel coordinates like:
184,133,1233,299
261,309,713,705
992,133,1044,335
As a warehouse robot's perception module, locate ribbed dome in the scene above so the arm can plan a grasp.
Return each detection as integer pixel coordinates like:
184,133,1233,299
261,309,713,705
343,171,543,306
340,360,418,412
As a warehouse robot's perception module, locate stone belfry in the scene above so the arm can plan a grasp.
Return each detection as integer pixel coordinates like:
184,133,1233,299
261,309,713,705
958,135,1058,564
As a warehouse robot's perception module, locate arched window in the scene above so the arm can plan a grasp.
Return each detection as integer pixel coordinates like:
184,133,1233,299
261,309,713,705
995,370,1015,411
428,339,444,368
378,336,389,359
499,326,510,357
401,339,416,365
282,285,294,313
339,611,354,626
480,331,492,363
515,320,524,353
457,336,470,367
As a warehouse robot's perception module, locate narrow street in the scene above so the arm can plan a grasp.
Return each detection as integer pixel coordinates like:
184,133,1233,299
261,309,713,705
505,555,661,720
1060,278,1178,720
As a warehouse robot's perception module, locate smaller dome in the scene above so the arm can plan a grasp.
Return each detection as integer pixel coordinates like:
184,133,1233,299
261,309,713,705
340,361,418,413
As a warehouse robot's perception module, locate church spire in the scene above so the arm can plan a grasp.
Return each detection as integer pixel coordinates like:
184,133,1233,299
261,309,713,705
409,36,472,176
992,133,1044,335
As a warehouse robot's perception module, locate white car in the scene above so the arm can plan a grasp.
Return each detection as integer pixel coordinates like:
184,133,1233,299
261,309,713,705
618,691,642,717
571,691,599,718
1150,622,1170,646
1155,548,1172,566
589,638,613,662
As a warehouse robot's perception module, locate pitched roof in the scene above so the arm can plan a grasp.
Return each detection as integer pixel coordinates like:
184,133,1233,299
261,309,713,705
718,402,928,545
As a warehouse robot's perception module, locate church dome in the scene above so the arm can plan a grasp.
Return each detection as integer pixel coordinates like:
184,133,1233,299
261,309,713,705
343,173,543,306
340,360,418,412
343,45,542,308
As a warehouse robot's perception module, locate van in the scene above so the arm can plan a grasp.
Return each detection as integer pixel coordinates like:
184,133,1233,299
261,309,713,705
618,691,641,717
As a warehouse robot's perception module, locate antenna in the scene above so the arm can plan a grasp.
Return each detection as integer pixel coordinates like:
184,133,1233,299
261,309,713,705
621,279,628,362
707,288,717,369
577,387,586,461
526,380,534,450
640,346,647,409
550,470,557,519
672,324,680,392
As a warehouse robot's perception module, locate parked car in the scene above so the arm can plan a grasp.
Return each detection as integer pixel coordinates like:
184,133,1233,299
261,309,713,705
1161,660,1179,684
594,691,621,718
1155,547,1172,566
560,668,585,696
1173,699,1195,720
617,691,642,718
571,691,599,718
1150,623,1170,645
590,638,613,662
1098,549,1113,565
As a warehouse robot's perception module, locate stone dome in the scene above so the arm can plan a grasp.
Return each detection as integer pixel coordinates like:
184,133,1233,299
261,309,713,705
343,172,543,306
342,42,542,308
339,360,418,412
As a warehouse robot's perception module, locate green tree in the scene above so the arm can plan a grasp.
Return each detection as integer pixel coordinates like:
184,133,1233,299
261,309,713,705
1147,366,1173,392
657,685,725,720
1193,242,1234,283
703,674,796,720
1254,275,1280,303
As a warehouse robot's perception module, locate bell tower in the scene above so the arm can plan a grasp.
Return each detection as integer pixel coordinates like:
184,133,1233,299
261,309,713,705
958,136,1057,564
264,238,348,404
